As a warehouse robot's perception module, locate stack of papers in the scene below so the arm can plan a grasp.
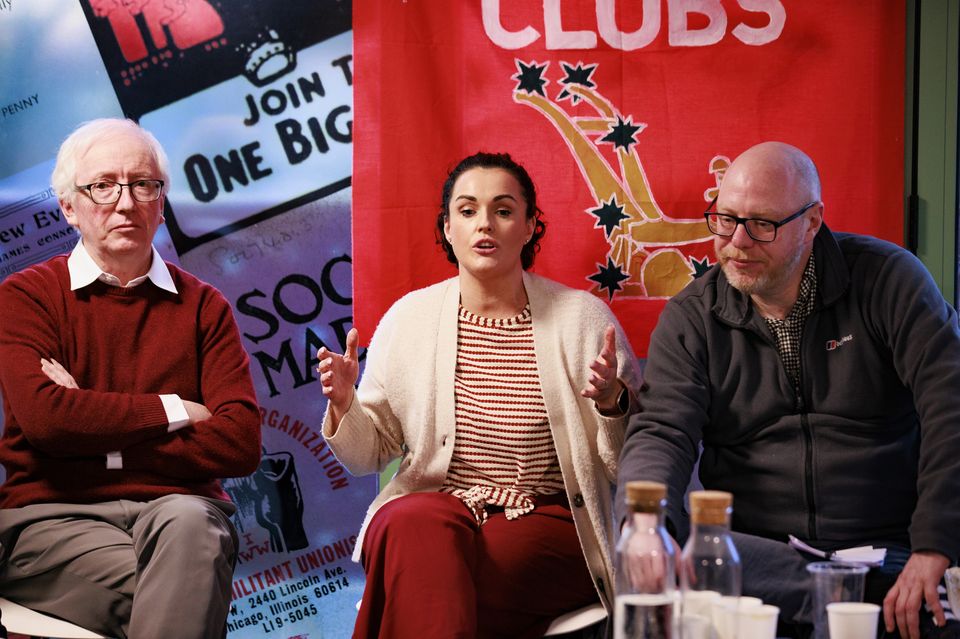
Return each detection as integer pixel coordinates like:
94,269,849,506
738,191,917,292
788,534,887,567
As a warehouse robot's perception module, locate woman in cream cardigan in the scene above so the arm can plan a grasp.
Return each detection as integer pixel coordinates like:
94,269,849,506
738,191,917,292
318,152,642,638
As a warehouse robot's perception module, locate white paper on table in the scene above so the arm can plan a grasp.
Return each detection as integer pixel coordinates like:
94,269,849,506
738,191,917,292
788,534,886,567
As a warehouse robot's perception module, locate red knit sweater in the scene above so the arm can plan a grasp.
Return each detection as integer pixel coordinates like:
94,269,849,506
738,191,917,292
0,255,261,508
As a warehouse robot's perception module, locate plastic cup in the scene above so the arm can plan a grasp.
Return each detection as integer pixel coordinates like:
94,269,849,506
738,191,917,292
716,595,763,611
680,591,721,639
806,562,869,639
681,589,721,618
739,604,780,639
711,596,762,639
678,613,712,639
827,602,880,638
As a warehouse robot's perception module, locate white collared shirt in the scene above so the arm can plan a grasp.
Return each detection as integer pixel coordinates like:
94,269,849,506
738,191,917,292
67,239,178,293
66,241,190,469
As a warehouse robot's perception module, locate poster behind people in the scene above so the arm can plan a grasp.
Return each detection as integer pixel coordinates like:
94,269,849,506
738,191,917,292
0,1,124,281
182,191,364,639
0,1,371,637
351,1,907,356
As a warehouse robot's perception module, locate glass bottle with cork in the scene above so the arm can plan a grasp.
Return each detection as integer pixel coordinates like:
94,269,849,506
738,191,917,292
615,480,677,639
679,490,742,638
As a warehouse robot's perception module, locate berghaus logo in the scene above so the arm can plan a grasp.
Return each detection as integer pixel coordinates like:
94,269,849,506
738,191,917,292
826,334,853,351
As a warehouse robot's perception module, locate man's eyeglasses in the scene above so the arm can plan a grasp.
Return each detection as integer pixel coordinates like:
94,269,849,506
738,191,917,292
704,197,818,243
75,180,165,205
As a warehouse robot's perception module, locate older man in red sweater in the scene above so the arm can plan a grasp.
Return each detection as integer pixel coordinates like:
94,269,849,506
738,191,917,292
0,119,261,638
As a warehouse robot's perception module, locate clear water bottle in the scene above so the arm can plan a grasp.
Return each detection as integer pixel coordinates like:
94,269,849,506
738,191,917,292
680,490,741,639
615,481,677,639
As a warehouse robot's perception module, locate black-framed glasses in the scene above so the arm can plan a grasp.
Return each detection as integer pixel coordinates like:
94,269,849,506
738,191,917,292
75,179,165,205
704,197,818,243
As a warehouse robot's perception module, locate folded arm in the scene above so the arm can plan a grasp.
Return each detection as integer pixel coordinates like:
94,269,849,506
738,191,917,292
0,277,261,479
41,357,211,427
0,282,172,455
119,292,261,480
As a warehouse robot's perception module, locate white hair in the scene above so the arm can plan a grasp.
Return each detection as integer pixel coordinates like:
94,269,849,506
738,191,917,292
51,118,170,203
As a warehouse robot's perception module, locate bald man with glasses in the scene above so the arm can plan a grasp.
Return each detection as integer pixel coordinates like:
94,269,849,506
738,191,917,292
617,142,960,639
0,119,261,638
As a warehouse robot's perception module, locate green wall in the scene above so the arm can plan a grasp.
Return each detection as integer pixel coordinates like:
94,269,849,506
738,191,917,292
909,0,959,305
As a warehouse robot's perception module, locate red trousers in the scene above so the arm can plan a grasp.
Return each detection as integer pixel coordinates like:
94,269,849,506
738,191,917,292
354,492,598,639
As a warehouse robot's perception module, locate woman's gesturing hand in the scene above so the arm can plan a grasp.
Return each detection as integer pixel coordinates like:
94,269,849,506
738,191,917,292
317,327,361,428
581,325,624,413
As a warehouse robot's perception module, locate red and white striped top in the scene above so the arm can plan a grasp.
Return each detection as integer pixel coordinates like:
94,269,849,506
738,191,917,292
441,304,565,523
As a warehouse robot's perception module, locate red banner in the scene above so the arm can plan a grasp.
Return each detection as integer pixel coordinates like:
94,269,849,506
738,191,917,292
353,1,905,356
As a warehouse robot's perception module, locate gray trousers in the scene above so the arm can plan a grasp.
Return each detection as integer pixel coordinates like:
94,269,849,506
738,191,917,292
735,530,816,628
0,494,238,639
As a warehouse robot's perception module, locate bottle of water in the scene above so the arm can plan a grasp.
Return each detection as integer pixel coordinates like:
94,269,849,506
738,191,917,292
679,490,742,639
615,481,677,639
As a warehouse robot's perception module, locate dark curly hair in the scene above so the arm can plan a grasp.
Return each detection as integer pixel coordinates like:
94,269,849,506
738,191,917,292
435,152,547,270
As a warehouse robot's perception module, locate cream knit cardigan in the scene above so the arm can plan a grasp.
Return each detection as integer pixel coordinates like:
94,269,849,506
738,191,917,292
323,271,642,612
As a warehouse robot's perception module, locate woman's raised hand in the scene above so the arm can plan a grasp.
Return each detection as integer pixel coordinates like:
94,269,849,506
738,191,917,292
581,325,624,413
317,327,361,426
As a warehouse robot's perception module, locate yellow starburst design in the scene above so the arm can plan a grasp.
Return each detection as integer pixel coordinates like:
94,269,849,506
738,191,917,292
514,61,725,300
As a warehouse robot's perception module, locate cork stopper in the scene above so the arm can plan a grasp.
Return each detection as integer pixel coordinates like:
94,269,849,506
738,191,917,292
625,481,667,513
689,490,733,526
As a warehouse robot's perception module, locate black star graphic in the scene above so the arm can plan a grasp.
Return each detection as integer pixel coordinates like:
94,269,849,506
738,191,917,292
600,116,643,151
588,258,630,300
690,256,714,278
514,60,549,96
557,62,597,103
589,197,629,237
